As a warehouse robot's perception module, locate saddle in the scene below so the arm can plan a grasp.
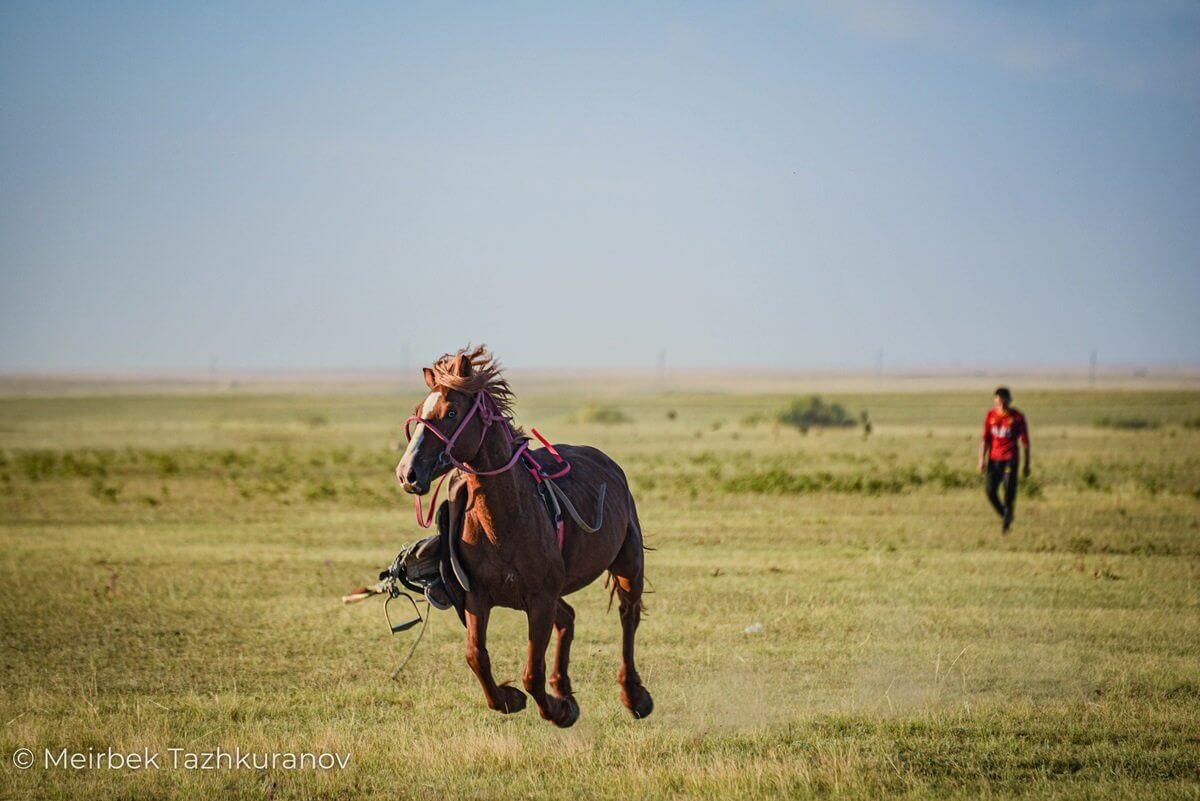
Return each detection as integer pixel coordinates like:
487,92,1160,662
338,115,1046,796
382,471,471,627
381,453,605,622
524,447,606,542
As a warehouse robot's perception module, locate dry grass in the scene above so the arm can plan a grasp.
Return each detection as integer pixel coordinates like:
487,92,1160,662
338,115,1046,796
1,381,1198,799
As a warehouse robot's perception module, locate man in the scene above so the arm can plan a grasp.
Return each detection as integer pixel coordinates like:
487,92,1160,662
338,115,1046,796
978,387,1030,533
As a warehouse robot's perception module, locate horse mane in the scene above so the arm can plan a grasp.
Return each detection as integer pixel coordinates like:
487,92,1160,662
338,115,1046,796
429,345,521,430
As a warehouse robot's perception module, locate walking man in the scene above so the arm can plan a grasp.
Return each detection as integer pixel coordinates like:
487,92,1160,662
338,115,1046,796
979,387,1030,533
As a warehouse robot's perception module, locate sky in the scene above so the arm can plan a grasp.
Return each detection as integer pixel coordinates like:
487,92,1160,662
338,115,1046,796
2,1,1198,372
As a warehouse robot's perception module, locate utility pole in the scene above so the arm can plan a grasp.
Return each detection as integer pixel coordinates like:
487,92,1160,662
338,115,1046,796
1089,348,1097,389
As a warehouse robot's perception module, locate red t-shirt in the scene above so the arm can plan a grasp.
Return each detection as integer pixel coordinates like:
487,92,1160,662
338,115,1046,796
983,407,1029,462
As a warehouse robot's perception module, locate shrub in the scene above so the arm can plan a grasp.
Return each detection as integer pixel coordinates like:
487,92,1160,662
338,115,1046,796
61,452,110,478
1079,469,1103,490
88,478,121,503
776,396,855,430
926,460,975,490
16,451,57,481
149,453,180,476
1094,416,1159,430
304,480,338,501
571,405,630,424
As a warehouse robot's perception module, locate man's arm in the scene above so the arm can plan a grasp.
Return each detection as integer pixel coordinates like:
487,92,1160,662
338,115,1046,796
979,416,991,473
1020,417,1031,477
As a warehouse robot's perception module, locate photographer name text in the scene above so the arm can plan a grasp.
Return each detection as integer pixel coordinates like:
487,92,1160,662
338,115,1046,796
20,746,350,771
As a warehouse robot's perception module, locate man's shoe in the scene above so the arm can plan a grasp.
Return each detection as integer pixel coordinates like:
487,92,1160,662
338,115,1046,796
1001,508,1013,534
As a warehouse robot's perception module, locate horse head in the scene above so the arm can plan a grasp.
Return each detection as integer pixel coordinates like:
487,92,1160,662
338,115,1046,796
397,346,516,494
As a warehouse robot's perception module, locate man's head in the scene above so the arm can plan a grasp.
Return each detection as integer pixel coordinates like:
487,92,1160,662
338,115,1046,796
993,386,1012,410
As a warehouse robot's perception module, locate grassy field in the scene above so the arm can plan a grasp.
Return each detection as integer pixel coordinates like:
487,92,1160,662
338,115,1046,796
1,376,1198,800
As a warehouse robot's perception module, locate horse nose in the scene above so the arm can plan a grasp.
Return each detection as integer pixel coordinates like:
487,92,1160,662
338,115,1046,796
405,466,419,486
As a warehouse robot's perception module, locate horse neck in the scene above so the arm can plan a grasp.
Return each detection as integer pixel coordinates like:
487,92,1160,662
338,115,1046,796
464,421,535,534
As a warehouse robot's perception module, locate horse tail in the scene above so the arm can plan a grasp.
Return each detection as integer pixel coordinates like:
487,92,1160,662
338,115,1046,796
606,487,649,615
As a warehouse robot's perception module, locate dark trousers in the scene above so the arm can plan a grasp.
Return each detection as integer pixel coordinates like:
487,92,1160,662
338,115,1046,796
985,459,1018,520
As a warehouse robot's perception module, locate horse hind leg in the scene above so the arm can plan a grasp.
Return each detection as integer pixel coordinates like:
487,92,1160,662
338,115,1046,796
549,599,575,698
610,519,654,719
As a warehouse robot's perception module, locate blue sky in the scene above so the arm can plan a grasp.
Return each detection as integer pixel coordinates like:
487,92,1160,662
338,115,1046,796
2,1,1198,371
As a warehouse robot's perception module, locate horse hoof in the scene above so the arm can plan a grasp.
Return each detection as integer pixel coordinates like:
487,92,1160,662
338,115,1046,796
496,685,527,714
623,685,654,719
552,695,580,729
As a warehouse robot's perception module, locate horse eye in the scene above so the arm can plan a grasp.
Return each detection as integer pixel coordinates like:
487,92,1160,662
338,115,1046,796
446,410,457,420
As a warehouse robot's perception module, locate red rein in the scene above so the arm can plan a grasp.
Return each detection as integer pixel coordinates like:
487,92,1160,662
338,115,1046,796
404,393,571,547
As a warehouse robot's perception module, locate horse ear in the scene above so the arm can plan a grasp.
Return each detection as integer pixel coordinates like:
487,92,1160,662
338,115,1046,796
452,352,472,378
423,368,436,390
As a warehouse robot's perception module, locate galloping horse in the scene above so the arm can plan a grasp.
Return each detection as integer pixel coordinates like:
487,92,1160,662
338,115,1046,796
395,346,652,727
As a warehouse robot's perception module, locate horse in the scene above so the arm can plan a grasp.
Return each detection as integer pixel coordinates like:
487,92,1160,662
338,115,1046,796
395,346,652,728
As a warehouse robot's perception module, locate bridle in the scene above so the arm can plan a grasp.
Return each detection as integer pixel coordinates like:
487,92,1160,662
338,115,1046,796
405,391,530,478
402,389,586,546
403,391,531,527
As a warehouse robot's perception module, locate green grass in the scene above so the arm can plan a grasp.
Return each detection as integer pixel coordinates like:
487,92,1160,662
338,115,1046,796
1,381,1199,799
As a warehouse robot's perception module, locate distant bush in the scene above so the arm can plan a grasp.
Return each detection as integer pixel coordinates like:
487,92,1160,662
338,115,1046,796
1182,417,1200,430
304,480,337,501
16,450,110,480
776,396,855,430
88,478,121,503
16,451,59,481
571,405,630,424
1094,416,1159,430
926,460,975,490
149,453,180,476
1069,537,1094,554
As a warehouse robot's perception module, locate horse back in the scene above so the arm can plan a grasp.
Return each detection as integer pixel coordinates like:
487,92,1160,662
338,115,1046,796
548,444,637,593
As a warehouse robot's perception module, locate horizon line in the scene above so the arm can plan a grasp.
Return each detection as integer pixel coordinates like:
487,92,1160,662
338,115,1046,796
3,362,1199,381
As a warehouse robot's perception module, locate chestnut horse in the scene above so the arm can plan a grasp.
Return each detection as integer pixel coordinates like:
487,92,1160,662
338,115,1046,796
395,346,652,727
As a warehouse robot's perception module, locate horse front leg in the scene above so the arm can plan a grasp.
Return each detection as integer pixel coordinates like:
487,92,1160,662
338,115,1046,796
523,596,580,728
549,598,575,698
464,595,526,714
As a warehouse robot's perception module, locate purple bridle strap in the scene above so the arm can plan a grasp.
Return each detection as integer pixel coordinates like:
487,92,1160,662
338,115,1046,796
404,391,530,527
